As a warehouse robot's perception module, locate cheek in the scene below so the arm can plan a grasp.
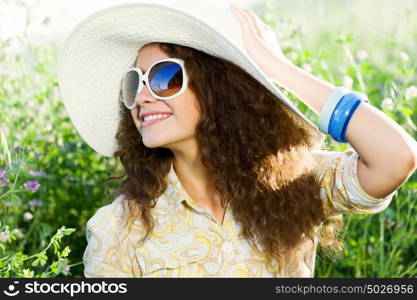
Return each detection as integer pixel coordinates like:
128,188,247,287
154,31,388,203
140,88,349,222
177,100,201,130
130,108,138,120
131,109,142,129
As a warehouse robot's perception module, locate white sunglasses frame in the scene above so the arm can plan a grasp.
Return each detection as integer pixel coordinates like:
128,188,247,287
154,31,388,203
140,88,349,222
120,58,189,110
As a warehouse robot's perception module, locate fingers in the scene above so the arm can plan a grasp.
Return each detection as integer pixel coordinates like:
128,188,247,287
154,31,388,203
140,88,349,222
230,4,261,37
241,7,263,37
242,7,266,36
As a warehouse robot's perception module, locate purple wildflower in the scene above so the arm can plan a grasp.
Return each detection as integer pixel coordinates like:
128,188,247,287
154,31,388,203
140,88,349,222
29,170,47,177
0,169,9,186
23,180,40,192
0,231,10,243
0,177,9,186
12,146,23,153
63,265,70,272
28,199,42,207
11,159,21,167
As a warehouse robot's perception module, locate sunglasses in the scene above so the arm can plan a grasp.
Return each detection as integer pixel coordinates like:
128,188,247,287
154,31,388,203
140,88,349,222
121,58,189,110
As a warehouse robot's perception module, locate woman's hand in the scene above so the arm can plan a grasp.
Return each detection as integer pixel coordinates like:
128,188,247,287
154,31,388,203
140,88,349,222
230,3,290,79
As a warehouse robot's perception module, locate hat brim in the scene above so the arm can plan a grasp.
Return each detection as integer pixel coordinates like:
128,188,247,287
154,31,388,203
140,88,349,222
57,0,325,157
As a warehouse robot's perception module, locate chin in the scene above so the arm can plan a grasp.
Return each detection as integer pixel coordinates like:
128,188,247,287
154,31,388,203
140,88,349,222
143,141,163,148
142,137,169,149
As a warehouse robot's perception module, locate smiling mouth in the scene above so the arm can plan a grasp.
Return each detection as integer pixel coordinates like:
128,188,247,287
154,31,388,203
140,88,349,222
141,114,172,128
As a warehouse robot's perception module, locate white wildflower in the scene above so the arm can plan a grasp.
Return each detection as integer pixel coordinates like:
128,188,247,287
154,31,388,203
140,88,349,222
336,65,346,74
342,76,354,90
356,50,368,61
23,212,33,221
63,264,71,272
399,51,409,62
406,119,417,131
287,52,297,61
404,85,417,100
301,63,312,73
27,100,36,109
381,97,394,110
12,228,24,239
23,269,35,278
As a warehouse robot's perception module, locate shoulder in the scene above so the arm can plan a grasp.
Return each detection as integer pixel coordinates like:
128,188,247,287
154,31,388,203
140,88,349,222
86,194,132,238
87,194,125,223
83,194,142,277
310,148,358,177
310,148,355,164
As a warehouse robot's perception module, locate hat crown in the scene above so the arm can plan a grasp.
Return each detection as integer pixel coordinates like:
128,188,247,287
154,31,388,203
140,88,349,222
57,0,324,157
96,0,248,61
149,0,245,54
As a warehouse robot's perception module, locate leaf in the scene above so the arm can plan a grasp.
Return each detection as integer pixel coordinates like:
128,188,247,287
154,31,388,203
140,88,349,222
52,242,58,254
50,261,58,274
0,127,12,167
31,258,40,267
399,106,413,119
39,255,48,266
61,246,71,258
63,228,76,236
405,68,415,77
404,182,417,189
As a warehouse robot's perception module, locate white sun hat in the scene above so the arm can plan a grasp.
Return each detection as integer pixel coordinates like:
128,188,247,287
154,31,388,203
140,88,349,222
57,0,326,157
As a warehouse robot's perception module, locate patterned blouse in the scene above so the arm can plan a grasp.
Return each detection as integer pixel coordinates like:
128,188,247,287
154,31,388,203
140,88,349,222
83,148,397,277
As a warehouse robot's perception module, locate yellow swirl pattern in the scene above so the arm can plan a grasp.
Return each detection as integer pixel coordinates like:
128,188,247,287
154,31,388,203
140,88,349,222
83,148,397,277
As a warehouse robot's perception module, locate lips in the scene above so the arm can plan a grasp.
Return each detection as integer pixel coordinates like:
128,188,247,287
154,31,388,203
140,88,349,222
138,111,173,121
141,114,172,128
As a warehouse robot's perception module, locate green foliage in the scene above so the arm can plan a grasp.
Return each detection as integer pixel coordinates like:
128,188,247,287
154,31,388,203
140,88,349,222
1,0,417,278
0,222,79,277
0,14,122,278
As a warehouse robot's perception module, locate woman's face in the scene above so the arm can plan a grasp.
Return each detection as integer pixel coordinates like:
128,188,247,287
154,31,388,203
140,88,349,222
130,43,202,152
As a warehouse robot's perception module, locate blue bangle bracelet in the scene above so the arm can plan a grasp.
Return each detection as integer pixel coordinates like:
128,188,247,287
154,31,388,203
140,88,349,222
330,94,359,142
318,87,350,134
329,92,368,143
340,99,361,142
328,95,348,142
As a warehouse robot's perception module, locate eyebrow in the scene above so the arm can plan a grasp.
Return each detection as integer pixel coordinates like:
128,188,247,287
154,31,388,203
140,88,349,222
134,58,146,72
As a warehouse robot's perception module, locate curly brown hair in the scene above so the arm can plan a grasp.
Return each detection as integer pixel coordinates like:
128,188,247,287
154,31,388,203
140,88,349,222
108,42,345,277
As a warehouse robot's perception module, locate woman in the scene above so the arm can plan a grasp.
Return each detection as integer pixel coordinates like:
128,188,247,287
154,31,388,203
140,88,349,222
57,1,417,277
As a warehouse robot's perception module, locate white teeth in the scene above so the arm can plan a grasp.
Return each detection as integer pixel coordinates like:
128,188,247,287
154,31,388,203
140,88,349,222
143,114,172,122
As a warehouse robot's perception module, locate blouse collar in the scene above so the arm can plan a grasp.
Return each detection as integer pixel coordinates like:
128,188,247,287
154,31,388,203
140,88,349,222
152,162,196,224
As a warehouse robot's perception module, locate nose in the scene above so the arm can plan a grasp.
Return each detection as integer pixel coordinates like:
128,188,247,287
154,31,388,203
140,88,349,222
136,81,158,107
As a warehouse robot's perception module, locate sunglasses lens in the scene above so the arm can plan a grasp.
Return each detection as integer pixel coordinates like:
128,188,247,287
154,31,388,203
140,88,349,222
149,61,183,98
122,70,139,107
